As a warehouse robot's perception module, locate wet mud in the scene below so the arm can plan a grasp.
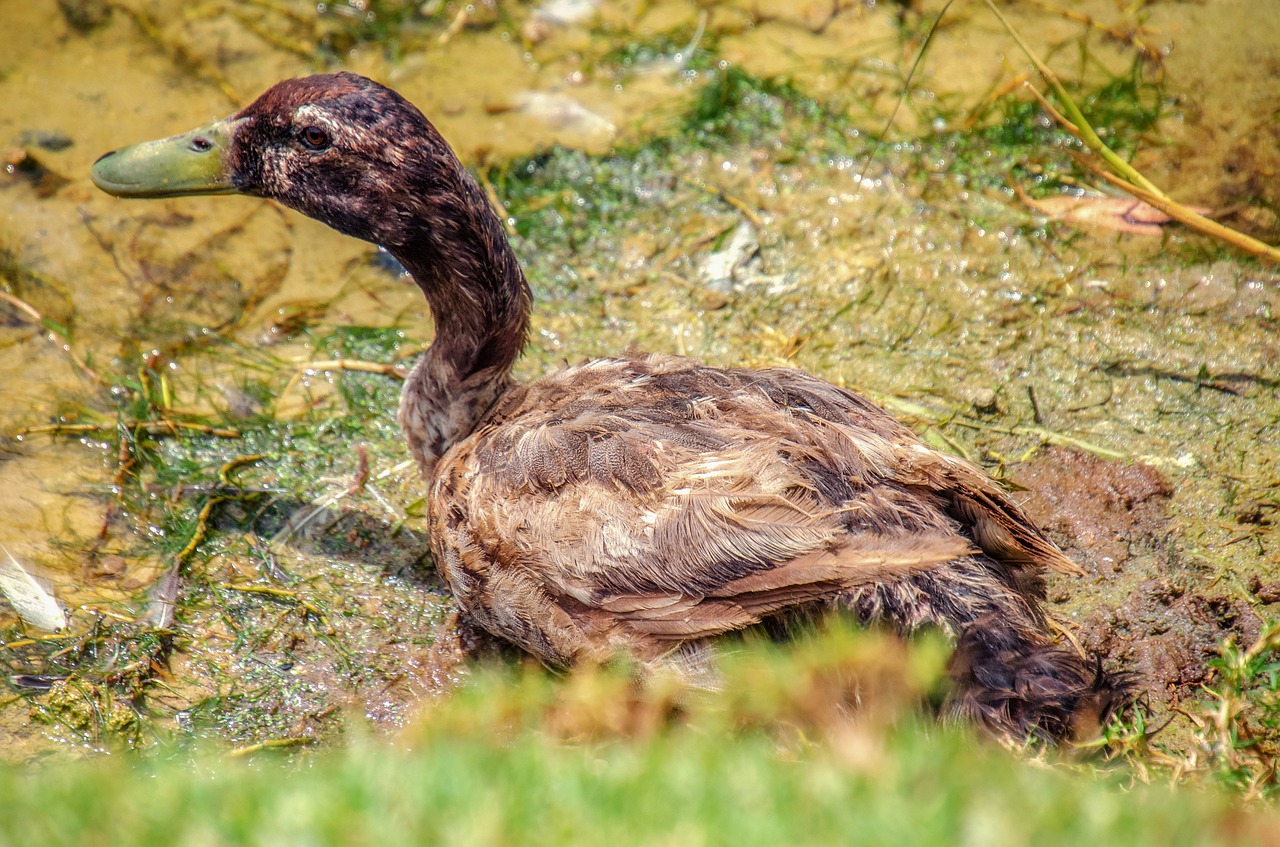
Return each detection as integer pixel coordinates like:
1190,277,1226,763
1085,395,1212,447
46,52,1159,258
1016,447,1264,707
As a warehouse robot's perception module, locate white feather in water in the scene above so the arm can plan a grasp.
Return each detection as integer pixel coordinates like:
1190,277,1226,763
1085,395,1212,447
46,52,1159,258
0,545,68,632
141,564,180,629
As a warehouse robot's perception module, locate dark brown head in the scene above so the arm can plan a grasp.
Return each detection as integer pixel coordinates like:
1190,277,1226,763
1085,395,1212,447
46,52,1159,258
94,73,533,402
92,72,466,250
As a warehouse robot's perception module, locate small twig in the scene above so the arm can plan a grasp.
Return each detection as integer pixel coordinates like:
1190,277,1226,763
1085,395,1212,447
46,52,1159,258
1099,362,1251,397
1047,616,1088,661
296,359,408,380
215,582,327,621
964,71,1033,129
111,437,136,492
218,454,266,486
215,583,296,600
680,177,765,228
0,289,40,322
880,395,1131,462
17,421,241,438
436,2,471,44
1022,82,1078,135
0,290,100,384
1025,385,1043,425
227,736,316,757
1017,0,1162,65
172,455,266,566
174,496,227,566
1088,168,1280,264
348,445,370,494
985,0,1161,198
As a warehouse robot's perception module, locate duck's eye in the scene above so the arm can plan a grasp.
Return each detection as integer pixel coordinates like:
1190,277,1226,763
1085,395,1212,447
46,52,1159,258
300,126,330,151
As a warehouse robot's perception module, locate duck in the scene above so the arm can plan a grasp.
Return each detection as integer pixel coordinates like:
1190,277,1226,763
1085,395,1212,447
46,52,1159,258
92,72,1120,741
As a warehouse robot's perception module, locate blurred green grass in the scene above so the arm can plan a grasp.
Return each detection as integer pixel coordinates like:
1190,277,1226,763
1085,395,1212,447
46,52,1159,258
2,625,1273,847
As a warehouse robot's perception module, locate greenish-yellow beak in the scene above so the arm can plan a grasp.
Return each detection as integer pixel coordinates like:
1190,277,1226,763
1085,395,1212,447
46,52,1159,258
91,116,243,198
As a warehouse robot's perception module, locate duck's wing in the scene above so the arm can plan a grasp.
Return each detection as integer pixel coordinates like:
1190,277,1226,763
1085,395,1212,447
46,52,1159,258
434,434,974,661
890,438,1080,574
746,365,1079,576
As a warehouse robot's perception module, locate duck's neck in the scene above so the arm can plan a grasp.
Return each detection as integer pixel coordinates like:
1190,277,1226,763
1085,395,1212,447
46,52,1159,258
390,177,531,477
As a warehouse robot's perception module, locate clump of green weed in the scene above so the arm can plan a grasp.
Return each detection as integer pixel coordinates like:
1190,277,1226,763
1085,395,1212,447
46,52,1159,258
1097,622,1280,800
1182,624,1280,799
409,619,950,749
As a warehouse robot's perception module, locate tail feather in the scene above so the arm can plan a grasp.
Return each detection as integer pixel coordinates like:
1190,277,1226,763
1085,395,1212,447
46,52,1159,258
947,616,1128,742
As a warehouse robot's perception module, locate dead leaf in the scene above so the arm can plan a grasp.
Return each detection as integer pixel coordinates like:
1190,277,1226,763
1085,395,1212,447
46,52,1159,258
1019,189,1211,236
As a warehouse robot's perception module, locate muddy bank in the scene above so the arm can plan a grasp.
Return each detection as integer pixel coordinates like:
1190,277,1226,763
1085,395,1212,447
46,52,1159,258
1016,447,1265,707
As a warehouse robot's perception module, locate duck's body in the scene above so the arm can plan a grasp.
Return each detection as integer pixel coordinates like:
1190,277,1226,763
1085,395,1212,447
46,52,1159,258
437,352,1061,663
93,72,1118,740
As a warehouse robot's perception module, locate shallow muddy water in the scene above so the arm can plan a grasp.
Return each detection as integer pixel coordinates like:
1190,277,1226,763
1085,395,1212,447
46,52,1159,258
1,0,1277,755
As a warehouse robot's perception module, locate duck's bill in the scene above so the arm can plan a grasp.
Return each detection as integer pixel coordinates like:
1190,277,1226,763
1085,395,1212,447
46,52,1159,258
91,116,244,198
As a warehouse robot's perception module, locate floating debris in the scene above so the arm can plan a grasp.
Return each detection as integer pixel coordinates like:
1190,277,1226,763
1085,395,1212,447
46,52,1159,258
0,546,67,633
9,674,65,691
699,220,761,294
522,0,600,43
17,130,74,152
496,91,616,142
141,564,180,630
698,220,789,296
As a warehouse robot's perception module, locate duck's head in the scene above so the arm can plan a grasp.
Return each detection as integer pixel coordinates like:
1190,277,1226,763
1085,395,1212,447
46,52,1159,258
92,73,461,249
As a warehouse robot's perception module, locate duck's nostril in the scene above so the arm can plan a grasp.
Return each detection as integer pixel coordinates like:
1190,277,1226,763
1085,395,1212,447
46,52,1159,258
190,136,213,152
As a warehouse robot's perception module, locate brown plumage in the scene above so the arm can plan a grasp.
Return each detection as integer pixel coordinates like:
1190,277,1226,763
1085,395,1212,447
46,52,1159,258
93,72,1123,741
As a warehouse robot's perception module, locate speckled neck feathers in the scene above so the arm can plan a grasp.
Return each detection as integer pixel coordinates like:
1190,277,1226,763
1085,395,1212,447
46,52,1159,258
388,168,531,474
